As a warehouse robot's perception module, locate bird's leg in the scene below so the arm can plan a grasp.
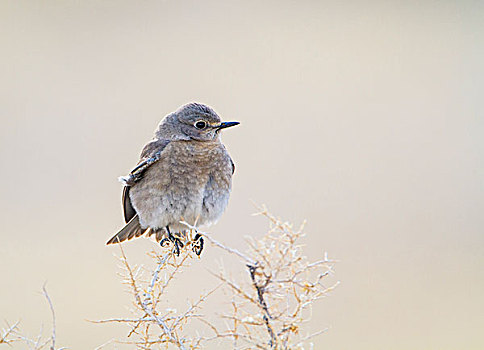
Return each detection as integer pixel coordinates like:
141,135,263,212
160,226,184,256
192,233,204,256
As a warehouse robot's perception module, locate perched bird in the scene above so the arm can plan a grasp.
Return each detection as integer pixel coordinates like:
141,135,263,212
106,103,239,255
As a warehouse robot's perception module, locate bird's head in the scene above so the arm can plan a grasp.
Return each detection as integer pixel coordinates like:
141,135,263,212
156,103,239,142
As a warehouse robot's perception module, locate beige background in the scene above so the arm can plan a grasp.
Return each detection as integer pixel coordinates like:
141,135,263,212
1,0,483,349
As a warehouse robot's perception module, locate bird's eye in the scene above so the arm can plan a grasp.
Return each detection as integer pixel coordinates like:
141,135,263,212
194,121,207,129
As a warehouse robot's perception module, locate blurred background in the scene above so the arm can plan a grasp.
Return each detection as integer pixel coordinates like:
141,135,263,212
0,0,483,349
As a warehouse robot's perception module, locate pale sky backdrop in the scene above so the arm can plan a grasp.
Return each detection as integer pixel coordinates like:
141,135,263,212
0,1,483,349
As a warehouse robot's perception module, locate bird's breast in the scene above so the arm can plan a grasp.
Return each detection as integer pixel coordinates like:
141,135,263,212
130,140,233,230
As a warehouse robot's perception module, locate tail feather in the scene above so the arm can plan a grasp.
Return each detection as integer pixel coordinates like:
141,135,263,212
106,214,146,245
147,228,165,243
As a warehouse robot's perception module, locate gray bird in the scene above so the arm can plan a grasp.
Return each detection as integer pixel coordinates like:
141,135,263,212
106,103,239,255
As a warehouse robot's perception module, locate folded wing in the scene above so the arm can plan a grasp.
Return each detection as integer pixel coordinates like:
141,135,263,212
106,139,170,245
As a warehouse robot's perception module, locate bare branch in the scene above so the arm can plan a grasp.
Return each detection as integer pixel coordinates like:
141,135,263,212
180,220,255,264
42,284,56,350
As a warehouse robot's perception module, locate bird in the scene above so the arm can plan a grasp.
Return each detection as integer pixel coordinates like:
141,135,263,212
106,102,239,255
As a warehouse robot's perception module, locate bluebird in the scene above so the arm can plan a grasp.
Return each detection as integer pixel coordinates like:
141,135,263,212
106,103,239,255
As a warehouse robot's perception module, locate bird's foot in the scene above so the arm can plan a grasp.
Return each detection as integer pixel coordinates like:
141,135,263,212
192,233,204,256
160,230,184,256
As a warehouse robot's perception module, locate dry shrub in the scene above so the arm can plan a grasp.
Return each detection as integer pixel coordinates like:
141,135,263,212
96,207,338,349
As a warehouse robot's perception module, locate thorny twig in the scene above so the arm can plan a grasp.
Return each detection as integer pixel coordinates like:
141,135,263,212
0,320,20,345
1,286,64,350
94,234,221,349
209,205,338,349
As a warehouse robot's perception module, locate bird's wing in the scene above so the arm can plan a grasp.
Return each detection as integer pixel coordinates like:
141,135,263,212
120,139,171,223
122,186,136,223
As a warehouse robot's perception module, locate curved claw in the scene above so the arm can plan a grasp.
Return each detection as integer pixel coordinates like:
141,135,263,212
160,238,171,247
172,237,184,256
163,226,185,256
192,234,204,256
160,234,184,256
173,241,180,256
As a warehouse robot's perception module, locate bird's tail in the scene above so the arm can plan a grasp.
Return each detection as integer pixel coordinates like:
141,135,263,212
106,214,147,245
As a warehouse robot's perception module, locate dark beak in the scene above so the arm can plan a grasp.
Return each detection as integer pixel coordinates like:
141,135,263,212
216,121,240,130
